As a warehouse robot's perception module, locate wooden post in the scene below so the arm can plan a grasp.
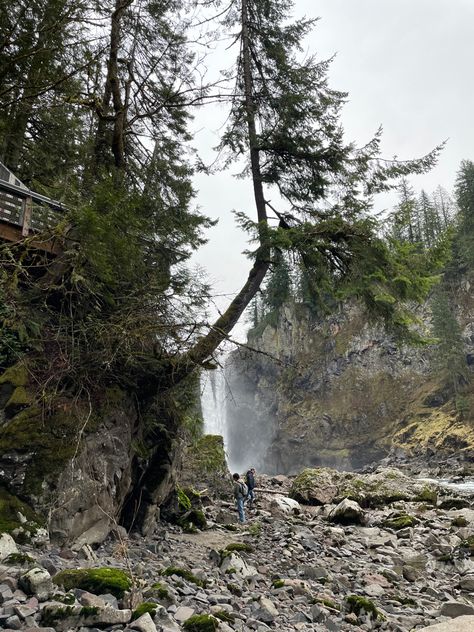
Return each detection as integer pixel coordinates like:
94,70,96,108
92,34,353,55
21,196,32,236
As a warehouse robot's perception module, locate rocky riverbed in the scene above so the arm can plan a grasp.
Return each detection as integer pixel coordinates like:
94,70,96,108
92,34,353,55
1,467,474,632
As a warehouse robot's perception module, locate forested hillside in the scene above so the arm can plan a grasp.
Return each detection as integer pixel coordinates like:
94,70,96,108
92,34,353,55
0,0,463,540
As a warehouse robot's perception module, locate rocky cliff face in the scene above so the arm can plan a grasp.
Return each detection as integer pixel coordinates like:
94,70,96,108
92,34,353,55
0,363,189,545
225,275,474,474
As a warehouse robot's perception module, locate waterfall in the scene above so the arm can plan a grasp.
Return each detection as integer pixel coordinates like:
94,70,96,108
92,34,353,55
201,365,228,445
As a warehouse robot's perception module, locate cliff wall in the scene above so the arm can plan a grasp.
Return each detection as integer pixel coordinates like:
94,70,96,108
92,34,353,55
226,275,474,474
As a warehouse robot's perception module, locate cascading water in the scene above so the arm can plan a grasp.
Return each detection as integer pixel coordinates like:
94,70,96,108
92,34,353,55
201,364,229,446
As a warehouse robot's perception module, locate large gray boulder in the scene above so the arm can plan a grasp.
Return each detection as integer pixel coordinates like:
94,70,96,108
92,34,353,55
328,498,365,525
0,533,18,561
417,616,474,631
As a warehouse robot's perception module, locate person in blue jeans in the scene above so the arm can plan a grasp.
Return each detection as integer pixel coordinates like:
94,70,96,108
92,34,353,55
232,472,247,523
245,468,256,506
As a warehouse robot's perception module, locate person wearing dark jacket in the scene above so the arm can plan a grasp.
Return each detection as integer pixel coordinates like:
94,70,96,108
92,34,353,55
245,468,256,506
232,472,246,523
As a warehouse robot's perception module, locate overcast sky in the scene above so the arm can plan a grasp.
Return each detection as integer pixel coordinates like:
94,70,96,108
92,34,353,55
191,0,474,338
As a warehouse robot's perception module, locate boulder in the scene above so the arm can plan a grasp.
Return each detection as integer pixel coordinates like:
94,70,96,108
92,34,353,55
0,533,19,561
328,499,365,525
19,568,53,602
439,602,474,618
417,616,474,631
289,466,439,507
41,604,132,630
220,552,257,578
129,612,157,632
269,497,301,516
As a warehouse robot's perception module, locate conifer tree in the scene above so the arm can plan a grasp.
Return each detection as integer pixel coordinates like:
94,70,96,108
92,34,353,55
454,160,474,268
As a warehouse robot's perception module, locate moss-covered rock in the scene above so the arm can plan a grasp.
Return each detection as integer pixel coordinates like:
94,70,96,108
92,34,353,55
460,536,474,556
179,434,229,498
272,579,285,589
182,614,218,631
224,542,254,554
131,602,158,621
53,568,131,598
0,487,44,535
290,466,438,508
382,514,418,530
346,595,385,620
0,405,78,496
3,552,35,566
0,363,29,387
161,567,206,587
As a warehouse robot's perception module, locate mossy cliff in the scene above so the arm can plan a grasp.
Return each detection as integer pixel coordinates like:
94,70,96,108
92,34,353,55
226,275,474,474
0,360,203,544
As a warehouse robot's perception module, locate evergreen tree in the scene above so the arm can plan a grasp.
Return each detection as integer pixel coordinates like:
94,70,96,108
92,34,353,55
263,252,292,312
454,160,474,268
389,179,420,243
431,283,468,412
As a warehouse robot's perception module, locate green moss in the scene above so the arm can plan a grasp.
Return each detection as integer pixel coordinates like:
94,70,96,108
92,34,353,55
214,610,235,623
227,582,242,596
272,579,285,589
225,567,237,575
149,582,169,600
190,435,227,475
3,553,35,566
178,509,207,532
42,606,74,625
224,542,254,553
0,405,78,495
161,567,206,587
439,497,470,510
415,486,437,505
53,568,131,598
182,614,218,632
223,524,239,532
346,595,385,621
0,486,44,534
382,514,417,530
177,486,192,512
5,386,32,410
461,536,474,556
247,521,262,536
0,363,28,387
132,602,158,621
42,605,99,626
452,516,468,527
51,593,76,605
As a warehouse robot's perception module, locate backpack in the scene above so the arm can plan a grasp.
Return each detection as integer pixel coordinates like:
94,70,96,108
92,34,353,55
239,481,248,497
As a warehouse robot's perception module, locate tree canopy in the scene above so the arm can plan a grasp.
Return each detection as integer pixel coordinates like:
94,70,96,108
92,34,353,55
0,0,449,398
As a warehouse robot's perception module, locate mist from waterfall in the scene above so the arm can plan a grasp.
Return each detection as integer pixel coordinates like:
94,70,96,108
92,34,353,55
200,355,278,474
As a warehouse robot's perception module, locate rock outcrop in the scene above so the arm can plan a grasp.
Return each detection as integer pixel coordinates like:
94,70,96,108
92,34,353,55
225,274,474,474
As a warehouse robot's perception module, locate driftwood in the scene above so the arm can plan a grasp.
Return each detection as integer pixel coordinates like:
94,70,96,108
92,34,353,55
253,487,287,495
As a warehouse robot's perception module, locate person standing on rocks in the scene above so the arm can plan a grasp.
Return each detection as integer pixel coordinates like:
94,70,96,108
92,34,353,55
245,467,256,507
232,472,247,523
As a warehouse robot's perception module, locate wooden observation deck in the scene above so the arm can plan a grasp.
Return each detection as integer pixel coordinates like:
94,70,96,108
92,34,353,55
0,162,66,254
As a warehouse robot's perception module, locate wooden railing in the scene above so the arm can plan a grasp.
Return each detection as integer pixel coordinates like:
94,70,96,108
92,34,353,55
0,179,67,251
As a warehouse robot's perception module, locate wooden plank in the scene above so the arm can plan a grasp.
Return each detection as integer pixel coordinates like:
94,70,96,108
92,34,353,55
0,220,61,254
21,196,32,236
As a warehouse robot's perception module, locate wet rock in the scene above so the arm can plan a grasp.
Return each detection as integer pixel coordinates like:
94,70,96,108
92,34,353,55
18,568,53,602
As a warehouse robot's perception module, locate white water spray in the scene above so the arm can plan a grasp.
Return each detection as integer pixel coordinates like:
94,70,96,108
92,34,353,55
200,365,228,445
